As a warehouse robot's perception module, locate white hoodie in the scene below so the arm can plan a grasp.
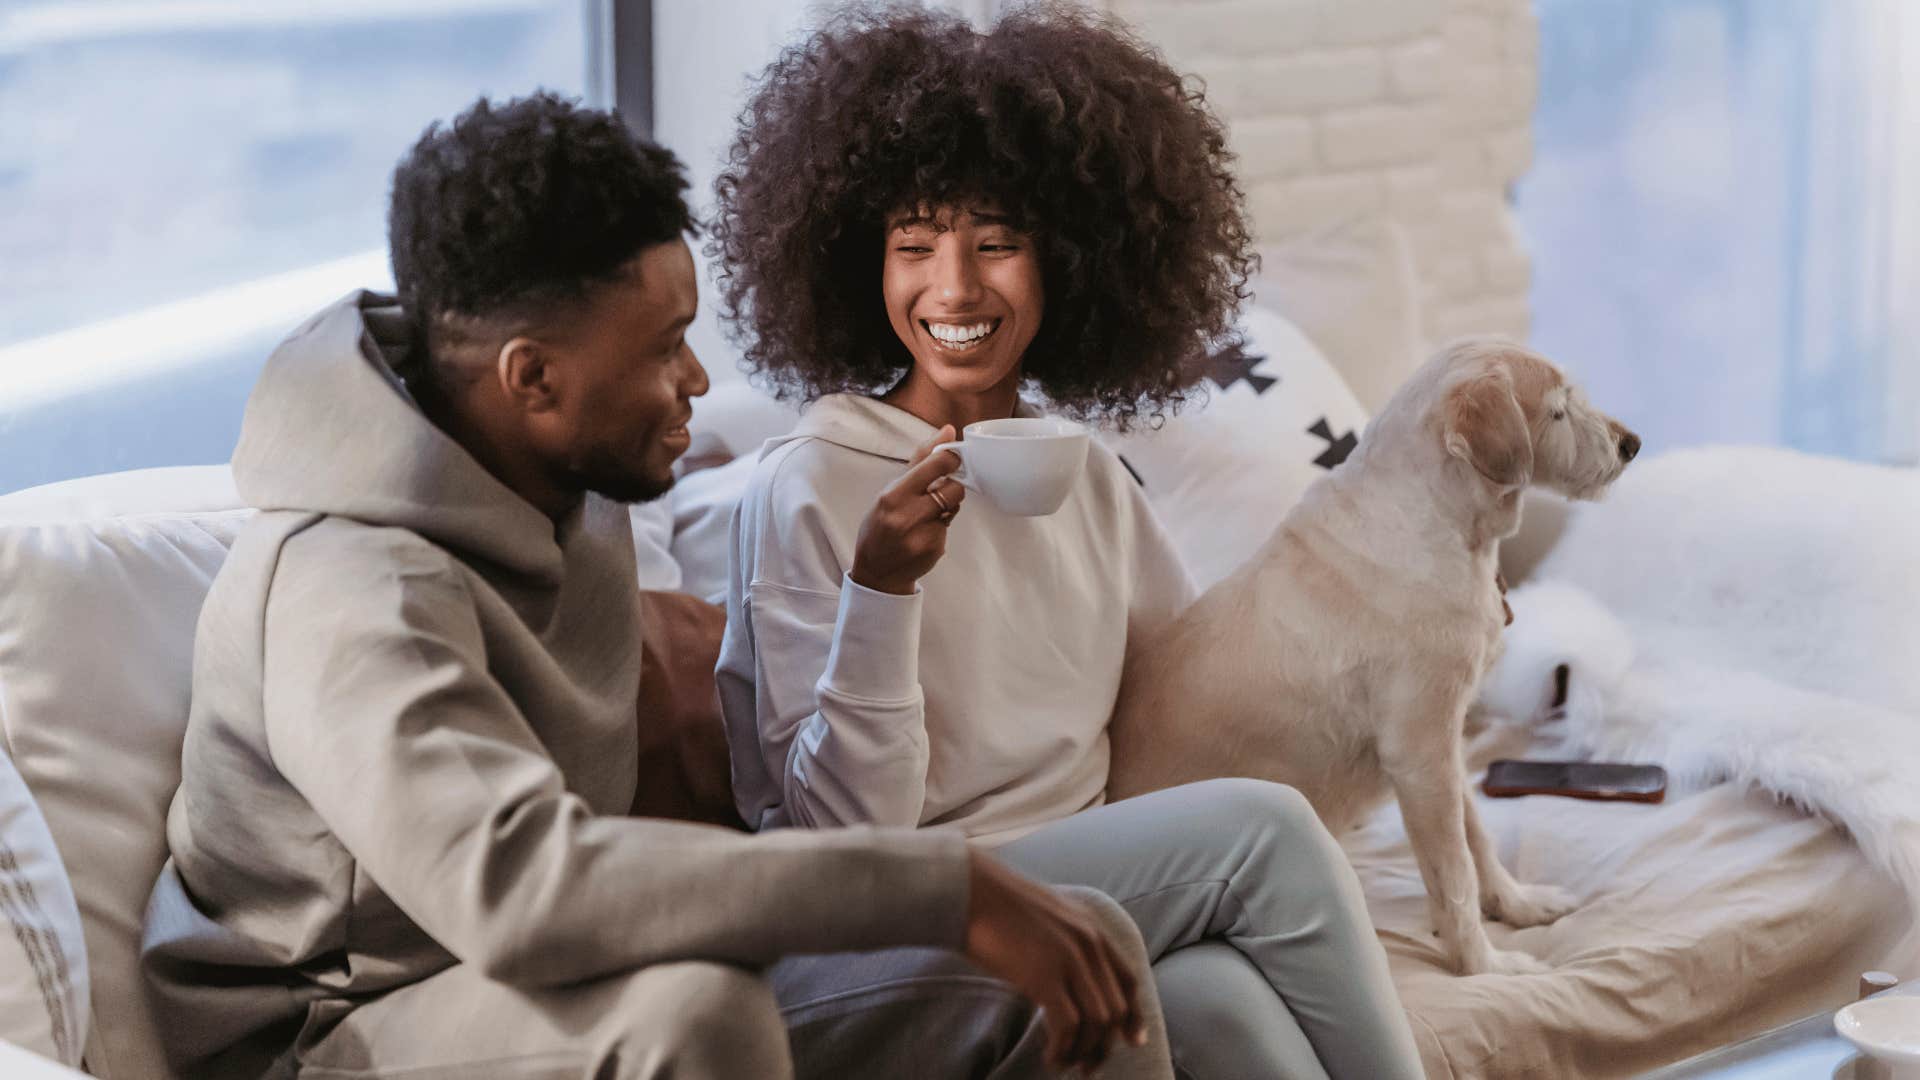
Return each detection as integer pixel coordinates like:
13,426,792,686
718,394,1196,846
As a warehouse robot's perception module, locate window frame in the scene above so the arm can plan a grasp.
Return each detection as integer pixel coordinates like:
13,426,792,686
585,0,652,137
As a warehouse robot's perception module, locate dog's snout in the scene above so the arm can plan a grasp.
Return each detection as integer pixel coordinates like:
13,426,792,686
1618,431,1641,463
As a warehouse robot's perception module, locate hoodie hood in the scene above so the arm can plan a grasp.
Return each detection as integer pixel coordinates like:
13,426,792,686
767,392,1044,463
232,290,567,582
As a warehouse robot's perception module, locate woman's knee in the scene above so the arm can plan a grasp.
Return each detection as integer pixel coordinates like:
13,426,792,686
1181,778,1353,879
1186,778,1321,835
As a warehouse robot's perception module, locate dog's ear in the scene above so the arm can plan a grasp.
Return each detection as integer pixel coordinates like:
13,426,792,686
1444,370,1533,488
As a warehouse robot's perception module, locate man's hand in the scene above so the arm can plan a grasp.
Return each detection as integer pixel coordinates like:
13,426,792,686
849,426,967,596
964,851,1150,1073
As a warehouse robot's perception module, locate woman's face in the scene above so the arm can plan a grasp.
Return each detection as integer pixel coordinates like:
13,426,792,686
881,205,1044,398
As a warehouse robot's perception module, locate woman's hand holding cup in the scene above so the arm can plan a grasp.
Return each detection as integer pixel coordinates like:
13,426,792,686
850,425,968,596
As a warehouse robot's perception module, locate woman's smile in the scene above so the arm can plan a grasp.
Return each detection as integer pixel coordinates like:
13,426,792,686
922,317,1004,353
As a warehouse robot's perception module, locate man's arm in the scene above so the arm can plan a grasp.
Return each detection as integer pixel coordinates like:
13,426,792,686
263,532,1152,1070
262,533,969,987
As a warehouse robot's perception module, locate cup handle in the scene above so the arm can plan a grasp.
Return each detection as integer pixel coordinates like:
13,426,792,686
931,441,976,490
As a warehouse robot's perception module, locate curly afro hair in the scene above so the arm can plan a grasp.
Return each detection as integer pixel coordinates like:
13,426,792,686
710,2,1253,426
388,91,694,379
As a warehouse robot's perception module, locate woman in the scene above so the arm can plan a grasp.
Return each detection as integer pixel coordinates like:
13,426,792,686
712,6,1426,1078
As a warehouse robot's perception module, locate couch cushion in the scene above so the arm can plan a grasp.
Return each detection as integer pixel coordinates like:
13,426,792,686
0,748,89,1068
0,466,241,523
0,467,249,1080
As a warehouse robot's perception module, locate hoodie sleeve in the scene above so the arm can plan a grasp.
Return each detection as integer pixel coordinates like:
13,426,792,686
716,446,935,831
1118,456,1199,648
262,530,969,987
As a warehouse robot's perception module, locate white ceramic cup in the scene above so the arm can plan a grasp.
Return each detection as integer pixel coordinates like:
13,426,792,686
933,418,1090,517
1836,996,1920,1077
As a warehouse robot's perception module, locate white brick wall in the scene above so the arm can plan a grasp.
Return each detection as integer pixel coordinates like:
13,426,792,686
1107,0,1537,347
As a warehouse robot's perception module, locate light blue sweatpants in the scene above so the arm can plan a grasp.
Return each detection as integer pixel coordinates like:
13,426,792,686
996,778,1426,1080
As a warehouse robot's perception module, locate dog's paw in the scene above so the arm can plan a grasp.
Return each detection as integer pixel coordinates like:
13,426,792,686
1490,883,1579,928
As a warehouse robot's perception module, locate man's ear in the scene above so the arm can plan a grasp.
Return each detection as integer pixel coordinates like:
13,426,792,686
496,336,562,412
1443,369,1533,489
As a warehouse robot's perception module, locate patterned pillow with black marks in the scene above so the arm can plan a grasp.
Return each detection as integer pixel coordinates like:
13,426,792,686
1103,305,1368,591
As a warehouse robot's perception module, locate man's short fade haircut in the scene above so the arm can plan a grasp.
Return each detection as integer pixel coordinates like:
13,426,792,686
387,91,694,372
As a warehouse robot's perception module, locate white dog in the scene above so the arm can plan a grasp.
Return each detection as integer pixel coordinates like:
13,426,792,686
1108,338,1639,976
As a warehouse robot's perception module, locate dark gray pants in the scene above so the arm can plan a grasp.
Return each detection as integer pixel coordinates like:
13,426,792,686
291,885,1172,1079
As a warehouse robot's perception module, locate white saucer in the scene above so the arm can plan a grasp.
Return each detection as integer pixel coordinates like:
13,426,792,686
1836,996,1920,1065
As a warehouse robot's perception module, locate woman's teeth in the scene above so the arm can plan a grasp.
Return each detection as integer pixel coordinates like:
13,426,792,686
925,320,998,350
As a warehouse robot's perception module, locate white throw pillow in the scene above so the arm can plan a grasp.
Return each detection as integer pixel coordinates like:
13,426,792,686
0,750,88,1068
629,497,684,592
0,468,249,1080
1104,306,1369,591
665,380,800,604
684,379,801,468
670,455,759,605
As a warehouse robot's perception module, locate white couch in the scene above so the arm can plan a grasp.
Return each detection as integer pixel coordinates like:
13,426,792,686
0,467,251,1078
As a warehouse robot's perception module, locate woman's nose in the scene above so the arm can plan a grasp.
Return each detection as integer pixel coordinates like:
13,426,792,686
932,244,984,305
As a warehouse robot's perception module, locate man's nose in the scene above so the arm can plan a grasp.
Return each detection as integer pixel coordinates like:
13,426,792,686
682,344,711,399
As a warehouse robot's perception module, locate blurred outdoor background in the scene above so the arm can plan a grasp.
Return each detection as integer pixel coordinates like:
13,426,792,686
2,0,1914,493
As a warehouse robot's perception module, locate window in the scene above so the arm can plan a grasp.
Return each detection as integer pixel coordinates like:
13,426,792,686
0,0,596,493
1518,0,1920,465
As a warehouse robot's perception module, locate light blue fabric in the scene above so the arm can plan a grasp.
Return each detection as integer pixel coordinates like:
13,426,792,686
997,780,1425,1080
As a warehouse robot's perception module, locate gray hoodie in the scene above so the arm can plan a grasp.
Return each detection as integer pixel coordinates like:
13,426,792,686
141,294,969,1077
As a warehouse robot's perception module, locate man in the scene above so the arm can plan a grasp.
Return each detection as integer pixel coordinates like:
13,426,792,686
141,93,1167,1079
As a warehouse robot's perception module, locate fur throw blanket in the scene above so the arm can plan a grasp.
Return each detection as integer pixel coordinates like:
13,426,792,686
1476,445,1920,971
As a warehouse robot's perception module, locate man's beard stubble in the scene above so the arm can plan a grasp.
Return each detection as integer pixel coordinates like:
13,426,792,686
565,444,674,506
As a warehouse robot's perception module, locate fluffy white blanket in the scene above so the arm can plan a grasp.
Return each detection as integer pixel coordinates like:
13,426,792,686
1476,445,1920,971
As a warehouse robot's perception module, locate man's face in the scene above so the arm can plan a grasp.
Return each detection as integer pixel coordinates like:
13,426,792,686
882,204,1044,398
541,238,708,504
